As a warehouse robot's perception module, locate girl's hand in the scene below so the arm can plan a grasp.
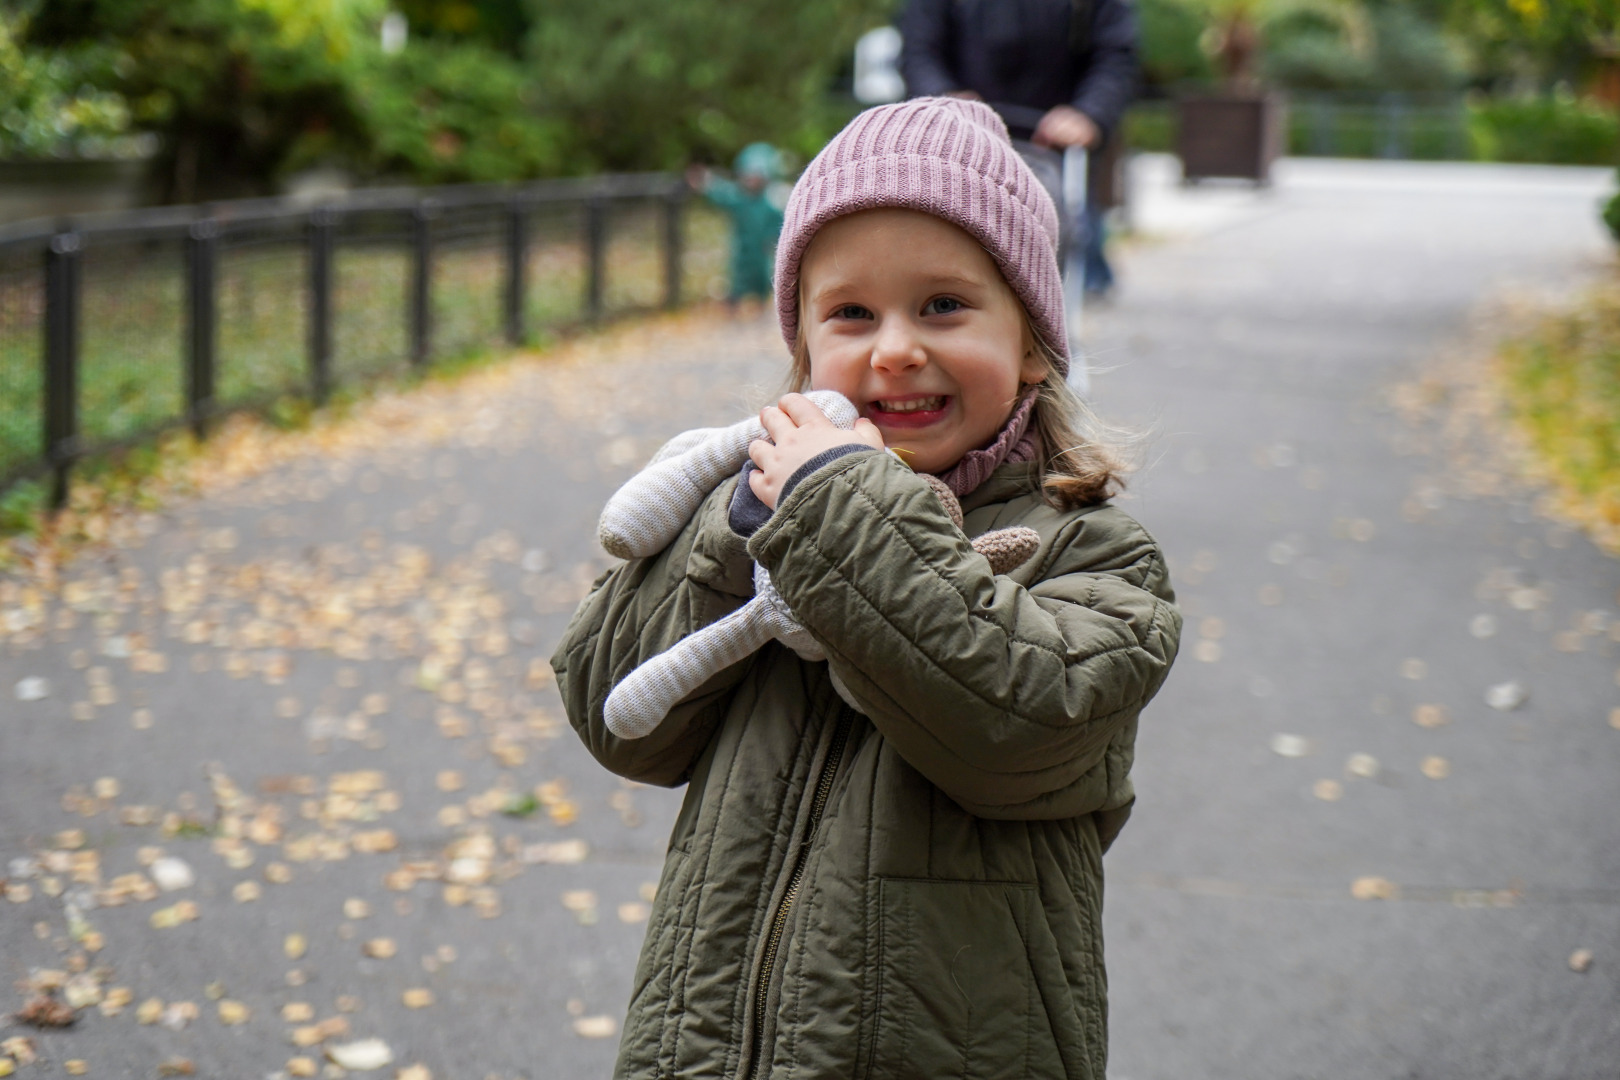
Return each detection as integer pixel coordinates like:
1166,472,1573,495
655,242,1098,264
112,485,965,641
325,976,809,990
749,393,884,509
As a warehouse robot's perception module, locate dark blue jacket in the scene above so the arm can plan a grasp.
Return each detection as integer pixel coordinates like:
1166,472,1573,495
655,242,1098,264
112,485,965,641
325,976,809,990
899,0,1139,139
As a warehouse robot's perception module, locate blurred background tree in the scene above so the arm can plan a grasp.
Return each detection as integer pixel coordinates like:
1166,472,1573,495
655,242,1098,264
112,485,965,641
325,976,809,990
1445,0,1620,95
3,0,1618,200
18,0,382,200
1264,0,1463,93
2,0,892,197
1146,0,1472,95
392,0,529,51
1140,0,1620,98
523,0,888,172
0,8,142,159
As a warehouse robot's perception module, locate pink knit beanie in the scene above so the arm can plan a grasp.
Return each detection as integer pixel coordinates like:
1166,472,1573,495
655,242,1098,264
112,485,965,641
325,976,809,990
774,97,1068,375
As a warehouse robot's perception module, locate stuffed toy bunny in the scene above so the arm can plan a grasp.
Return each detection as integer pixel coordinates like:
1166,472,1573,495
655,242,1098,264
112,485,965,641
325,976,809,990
598,391,1040,739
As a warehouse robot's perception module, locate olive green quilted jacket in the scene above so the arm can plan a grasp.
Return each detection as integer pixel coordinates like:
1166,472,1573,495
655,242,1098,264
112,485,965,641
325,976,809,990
552,451,1181,1080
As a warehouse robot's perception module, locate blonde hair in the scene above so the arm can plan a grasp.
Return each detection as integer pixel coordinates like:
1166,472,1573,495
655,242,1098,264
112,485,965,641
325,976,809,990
785,325,1131,509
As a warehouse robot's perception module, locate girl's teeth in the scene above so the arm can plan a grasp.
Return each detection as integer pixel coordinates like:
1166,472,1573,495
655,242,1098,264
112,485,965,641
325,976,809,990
879,397,944,413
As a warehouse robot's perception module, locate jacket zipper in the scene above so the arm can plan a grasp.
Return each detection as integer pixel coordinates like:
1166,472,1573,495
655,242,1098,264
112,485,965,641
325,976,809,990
745,707,853,1080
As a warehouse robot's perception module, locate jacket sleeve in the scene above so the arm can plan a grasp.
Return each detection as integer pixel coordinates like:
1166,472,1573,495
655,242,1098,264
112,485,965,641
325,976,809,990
1071,0,1139,138
898,0,960,98
551,477,756,787
747,452,1180,819
701,175,745,211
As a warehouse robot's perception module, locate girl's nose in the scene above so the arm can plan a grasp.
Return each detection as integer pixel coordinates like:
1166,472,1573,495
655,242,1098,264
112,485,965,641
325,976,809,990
869,317,925,374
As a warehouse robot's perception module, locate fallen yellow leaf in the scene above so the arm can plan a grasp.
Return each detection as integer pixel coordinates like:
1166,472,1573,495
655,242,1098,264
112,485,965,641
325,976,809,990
1350,876,1398,901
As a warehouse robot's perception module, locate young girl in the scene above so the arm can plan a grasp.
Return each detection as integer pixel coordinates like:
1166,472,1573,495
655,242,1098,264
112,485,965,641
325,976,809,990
553,97,1181,1080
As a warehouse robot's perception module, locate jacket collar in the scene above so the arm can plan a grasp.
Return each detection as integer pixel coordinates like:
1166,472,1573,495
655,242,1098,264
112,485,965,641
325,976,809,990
959,460,1042,514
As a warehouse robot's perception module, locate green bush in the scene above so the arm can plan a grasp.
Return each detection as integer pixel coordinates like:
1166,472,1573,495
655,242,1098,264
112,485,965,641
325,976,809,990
1604,187,1620,245
12,0,896,191
1468,94,1619,166
1500,282,1620,551
0,11,142,158
1260,4,1464,95
347,40,567,182
525,0,893,173
21,0,377,199
1124,102,1174,153
1138,0,1212,91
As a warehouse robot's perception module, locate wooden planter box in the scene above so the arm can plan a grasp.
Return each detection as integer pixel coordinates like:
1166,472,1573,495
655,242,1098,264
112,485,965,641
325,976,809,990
1176,93,1287,184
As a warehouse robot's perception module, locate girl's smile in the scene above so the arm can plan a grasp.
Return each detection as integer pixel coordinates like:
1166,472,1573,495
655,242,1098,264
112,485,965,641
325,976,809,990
799,208,1046,475
867,393,951,428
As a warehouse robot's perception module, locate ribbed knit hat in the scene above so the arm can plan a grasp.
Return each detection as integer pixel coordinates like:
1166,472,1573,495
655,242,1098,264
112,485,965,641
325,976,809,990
774,97,1067,375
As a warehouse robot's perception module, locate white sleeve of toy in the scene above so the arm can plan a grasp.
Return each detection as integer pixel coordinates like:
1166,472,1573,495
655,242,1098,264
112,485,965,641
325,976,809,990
596,390,860,560
602,596,777,739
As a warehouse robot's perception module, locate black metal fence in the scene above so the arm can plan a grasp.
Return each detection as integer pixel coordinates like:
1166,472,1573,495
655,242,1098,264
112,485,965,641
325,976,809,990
0,172,718,507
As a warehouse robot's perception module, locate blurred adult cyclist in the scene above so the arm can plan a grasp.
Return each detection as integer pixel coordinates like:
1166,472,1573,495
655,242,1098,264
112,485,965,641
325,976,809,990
899,0,1138,299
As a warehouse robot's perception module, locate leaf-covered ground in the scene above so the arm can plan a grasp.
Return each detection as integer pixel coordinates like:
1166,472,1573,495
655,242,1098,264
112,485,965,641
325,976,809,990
3,158,1620,1079
1498,279,1620,553
1,307,785,1079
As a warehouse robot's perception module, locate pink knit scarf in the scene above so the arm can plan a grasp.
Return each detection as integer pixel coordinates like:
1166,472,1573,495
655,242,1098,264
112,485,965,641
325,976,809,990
933,390,1040,498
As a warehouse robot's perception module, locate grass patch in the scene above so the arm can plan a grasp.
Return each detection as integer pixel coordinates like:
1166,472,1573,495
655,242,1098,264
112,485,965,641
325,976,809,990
0,203,730,485
1500,280,1620,549
0,201,732,569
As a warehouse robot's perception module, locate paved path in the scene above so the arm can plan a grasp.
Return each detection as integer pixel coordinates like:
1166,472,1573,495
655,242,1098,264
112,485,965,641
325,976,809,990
1101,157,1619,1080
2,157,1617,1080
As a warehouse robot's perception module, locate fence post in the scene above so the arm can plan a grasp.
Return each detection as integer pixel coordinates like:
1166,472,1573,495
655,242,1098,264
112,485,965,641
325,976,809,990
1448,100,1468,160
186,215,218,437
504,199,527,345
308,206,336,404
1309,100,1334,157
43,230,81,510
662,185,685,310
584,195,606,324
1379,93,1406,160
410,199,435,366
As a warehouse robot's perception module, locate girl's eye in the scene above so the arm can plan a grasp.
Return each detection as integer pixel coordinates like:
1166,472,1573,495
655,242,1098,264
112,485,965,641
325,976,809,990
924,297,963,315
833,304,871,320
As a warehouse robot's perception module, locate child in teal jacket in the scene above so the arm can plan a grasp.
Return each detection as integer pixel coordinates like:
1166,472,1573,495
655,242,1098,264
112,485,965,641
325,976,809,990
689,142,786,306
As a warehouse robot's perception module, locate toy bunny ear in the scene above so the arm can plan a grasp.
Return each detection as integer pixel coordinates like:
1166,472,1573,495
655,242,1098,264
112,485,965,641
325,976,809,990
918,473,1039,574
920,474,964,528
971,527,1041,575
597,390,860,560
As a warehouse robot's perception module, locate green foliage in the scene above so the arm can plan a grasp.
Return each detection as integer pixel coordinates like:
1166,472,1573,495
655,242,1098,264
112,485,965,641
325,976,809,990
1255,1,1464,92
1500,280,1620,547
525,0,896,173
1468,92,1618,164
349,39,564,182
22,0,381,198
8,0,898,191
1367,4,1465,92
1446,0,1620,89
1604,187,1620,244
396,0,530,52
0,479,45,538
1124,102,1175,151
1140,0,1215,89
0,10,141,157
1262,10,1375,89
501,792,540,817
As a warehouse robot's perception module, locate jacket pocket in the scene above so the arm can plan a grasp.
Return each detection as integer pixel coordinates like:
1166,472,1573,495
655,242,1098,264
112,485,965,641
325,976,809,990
866,878,1066,1080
